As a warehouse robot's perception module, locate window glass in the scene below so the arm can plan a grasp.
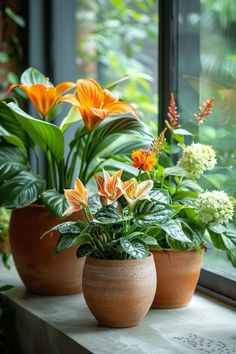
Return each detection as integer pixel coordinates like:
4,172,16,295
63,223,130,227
75,0,158,129
177,0,236,281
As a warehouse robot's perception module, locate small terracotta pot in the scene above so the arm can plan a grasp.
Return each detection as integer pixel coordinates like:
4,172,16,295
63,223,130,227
152,249,204,309
82,254,156,328
9,204,85,295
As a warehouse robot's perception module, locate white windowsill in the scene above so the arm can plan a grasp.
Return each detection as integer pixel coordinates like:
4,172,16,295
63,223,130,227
1,262,236,354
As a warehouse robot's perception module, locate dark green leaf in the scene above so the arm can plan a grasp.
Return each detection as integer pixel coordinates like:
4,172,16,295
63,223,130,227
0,125,27,154
0,284,14,292
0,101,30,145
40,190,69,218
0,146,27,182
134,199,173,226
43,220,87,237
0,170,46,208
94,205,129,224
76,243,94,258
120,238,148,259
56,233,91,254
6,102,64,162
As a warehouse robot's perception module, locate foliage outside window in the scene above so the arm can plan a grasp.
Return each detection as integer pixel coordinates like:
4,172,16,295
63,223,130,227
76,0,158,130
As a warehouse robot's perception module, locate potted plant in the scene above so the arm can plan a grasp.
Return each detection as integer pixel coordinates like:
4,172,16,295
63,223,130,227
44,168,164,327
129,94,236,308
0,67,151,295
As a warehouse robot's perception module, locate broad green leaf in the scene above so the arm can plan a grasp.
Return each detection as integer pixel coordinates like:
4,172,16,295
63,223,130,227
0,170,46,208
162,219,193,243
120,238,148,259
60,106,82,133
208,224,227,234
134,199,173,226
6,102,64,162
166,237,195,250
0,101,29,144
0,126,27,155
94,205,130,224
150,189,171,204
40,190,69,218
0,147,27,182
173,191,198,202
56,233,91,254
173,128,192,136
43,220,87,237
86,116,152,162
164,165,187,177
21,67,52,86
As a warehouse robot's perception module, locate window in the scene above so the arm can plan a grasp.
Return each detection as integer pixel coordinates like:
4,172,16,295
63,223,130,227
160,0,236,300
27,0,235,301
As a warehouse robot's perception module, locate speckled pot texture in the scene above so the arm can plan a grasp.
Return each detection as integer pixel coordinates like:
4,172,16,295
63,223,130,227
9,204,85,295
82,254,157,328
151,249,204,309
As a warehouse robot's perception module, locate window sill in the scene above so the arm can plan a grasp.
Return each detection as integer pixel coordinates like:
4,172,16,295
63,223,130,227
1,263,236,354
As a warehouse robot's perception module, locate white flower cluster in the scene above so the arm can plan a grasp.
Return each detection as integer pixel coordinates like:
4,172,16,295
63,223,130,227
178,143,216,179
195,190,234,224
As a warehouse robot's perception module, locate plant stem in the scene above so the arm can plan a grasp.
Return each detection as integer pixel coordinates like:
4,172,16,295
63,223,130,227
79,132,91,182
47,149,56,189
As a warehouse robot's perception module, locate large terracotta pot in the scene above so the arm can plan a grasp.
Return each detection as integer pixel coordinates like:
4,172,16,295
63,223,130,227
82,254,156,328
9,204,85,295
152,249,204,308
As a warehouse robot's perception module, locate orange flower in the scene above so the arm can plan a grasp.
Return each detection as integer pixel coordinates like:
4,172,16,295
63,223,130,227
59,78,138,131
8,81,76,117
95,169,125,205
131,149,157,171
63,178,89,215
122,178,153,208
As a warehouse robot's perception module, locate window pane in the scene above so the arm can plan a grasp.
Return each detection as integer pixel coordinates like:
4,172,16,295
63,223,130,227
177,0,236,280
75,0,158,128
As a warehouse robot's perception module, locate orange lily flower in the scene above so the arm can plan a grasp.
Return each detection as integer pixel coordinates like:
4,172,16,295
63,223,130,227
63,178,89,215
122,178,153,208
8,81,76,117
59,78,138,131
94,169,125,205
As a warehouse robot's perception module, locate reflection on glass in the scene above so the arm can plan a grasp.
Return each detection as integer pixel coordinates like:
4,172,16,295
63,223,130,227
177,0,236,279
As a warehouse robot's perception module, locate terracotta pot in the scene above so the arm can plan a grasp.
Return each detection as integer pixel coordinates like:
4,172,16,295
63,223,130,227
9,204,85,295
152,249,204,309
82,254,156,328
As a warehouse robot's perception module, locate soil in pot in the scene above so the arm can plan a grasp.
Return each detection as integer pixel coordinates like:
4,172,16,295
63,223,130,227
82,254,157,328
9,204,85,295
152,249,204,309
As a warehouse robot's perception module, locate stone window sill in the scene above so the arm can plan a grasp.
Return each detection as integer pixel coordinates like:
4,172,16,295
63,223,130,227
1,263,236,354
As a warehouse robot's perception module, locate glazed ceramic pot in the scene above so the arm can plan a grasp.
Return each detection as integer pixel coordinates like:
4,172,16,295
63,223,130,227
151,249,204,308
82,254,156,328
9,204,85,295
